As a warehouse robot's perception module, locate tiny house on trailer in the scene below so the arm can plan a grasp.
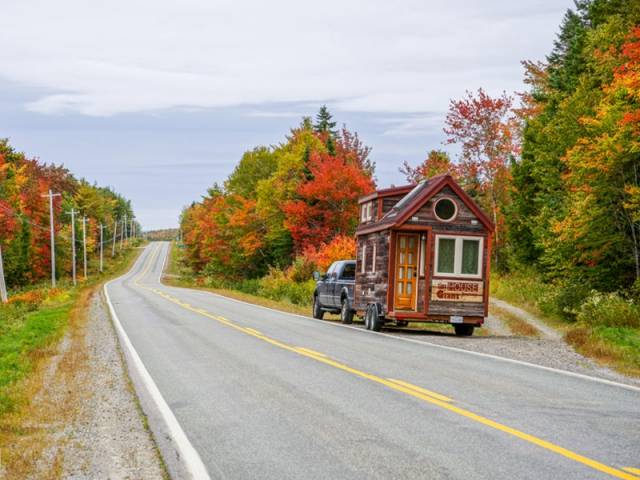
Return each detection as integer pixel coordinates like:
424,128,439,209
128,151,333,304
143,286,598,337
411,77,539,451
353,174,494,336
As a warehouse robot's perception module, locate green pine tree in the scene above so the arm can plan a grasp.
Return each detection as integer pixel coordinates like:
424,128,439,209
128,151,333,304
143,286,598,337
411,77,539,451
313,105,338,138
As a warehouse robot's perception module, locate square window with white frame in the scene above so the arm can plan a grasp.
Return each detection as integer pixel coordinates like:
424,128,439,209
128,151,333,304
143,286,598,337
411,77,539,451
361,202,373,222
434,235,483,278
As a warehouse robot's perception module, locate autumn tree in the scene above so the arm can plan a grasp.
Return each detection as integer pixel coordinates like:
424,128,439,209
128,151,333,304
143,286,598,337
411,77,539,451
0,139,135,288
444,88,520,266
283,150,374,253
400,150,456,184
180,110,376,279
508,0,640,308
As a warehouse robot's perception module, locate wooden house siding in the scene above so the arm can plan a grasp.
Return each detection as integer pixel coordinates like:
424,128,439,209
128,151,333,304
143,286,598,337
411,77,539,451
381,195,406,217
404,187,484,233
354,231,389,310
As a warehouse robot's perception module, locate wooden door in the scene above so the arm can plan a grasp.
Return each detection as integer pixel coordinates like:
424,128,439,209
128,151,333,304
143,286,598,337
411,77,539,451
394,234,419,310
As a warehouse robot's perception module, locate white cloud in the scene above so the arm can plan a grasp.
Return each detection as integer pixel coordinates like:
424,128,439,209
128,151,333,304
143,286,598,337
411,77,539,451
0,0,573,117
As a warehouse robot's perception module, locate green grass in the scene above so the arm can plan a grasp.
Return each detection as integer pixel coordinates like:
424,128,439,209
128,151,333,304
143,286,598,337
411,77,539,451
0,293,74,414
0,241,145,416
490,268,566,325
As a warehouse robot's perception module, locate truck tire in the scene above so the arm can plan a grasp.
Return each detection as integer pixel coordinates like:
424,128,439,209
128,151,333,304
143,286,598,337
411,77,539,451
313,295,324,320
340,298,354,324
454,324,474,336
370,305,383,332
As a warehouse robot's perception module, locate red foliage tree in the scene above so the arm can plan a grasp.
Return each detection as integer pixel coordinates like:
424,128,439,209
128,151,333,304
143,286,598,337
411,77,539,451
444,88,520,262
400,150,457,184
283,150,374,253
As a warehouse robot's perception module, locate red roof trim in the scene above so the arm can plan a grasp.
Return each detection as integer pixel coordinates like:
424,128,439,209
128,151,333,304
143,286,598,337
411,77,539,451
394,176,494,231
356,175,495,234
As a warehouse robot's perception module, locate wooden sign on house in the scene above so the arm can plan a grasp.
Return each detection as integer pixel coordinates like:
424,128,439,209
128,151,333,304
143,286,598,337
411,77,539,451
353,174,494,336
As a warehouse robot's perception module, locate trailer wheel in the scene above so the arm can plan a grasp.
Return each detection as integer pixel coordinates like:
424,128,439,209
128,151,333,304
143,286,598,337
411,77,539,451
313,295,324,320
364,305,372,330
370,305,383,332
454,324,474,336
340,298,353,324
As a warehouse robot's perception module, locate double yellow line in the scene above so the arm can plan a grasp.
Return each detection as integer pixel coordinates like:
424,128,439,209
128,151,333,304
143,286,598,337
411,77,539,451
134,245,639,480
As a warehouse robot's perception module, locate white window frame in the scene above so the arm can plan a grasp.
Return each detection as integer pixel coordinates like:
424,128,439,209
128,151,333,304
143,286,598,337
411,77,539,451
372,243,376,273
361,202,373,222
361,244,367,274
434,234,483,279
433,197,458,223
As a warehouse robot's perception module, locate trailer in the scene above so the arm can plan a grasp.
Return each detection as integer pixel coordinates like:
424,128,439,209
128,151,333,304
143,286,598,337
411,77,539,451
354,174,494,336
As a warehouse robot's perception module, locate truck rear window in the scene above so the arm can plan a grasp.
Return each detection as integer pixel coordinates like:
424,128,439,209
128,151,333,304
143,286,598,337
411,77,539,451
342,263,356,280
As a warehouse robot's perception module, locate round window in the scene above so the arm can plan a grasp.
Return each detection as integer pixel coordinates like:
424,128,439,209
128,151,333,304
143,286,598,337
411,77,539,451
434,198,457,221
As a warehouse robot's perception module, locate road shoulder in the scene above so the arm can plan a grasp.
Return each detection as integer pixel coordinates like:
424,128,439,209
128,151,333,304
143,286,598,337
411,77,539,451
59,291,167,479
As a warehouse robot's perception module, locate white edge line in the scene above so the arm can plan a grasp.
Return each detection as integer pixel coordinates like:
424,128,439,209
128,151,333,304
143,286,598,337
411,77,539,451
157,259,640,394
104,276,211,480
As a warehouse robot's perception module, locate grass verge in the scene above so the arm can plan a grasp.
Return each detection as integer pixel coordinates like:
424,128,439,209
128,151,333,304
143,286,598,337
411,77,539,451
491,269,640,377
566,325,640,377
0,242,145,478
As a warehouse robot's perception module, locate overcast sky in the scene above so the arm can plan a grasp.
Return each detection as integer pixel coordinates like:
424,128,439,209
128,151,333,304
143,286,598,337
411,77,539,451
1,0,574,230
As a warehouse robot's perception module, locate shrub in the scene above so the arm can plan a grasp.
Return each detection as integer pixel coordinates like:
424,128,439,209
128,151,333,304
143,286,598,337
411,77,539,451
577,291,640,328
287,257,316,283
549,279,591,321
236,278,260,296
257,268,315,306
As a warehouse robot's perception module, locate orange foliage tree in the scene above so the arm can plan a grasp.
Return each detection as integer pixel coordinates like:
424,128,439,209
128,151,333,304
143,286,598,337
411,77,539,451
283,149,374,254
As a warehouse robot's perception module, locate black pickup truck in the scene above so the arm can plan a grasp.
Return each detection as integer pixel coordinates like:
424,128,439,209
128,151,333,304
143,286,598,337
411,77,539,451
312,260,356,324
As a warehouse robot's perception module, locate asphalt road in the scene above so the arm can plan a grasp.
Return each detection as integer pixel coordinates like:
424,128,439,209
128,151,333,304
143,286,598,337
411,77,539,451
106,242,640,480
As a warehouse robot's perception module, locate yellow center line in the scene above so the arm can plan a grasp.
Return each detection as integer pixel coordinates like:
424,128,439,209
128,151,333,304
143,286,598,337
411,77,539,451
387,378,453,403
132,256,636,480
295,347,328,358
623,468,640,477
133,245,161,285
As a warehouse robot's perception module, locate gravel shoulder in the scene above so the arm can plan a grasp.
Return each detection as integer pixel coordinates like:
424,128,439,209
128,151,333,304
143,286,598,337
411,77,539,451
59,292,166,479
378,310,640,388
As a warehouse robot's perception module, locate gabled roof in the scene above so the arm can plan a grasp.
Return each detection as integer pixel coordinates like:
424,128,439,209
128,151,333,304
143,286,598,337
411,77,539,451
356,174,494,235
358,184,414,204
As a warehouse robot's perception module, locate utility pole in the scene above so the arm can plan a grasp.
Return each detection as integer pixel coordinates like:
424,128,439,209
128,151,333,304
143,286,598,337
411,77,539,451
42,190,61,288
121,213,127,249
0,245,8,303
66,208,77,285
99,224,105,273
82,216,88,279
112,219,118,257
